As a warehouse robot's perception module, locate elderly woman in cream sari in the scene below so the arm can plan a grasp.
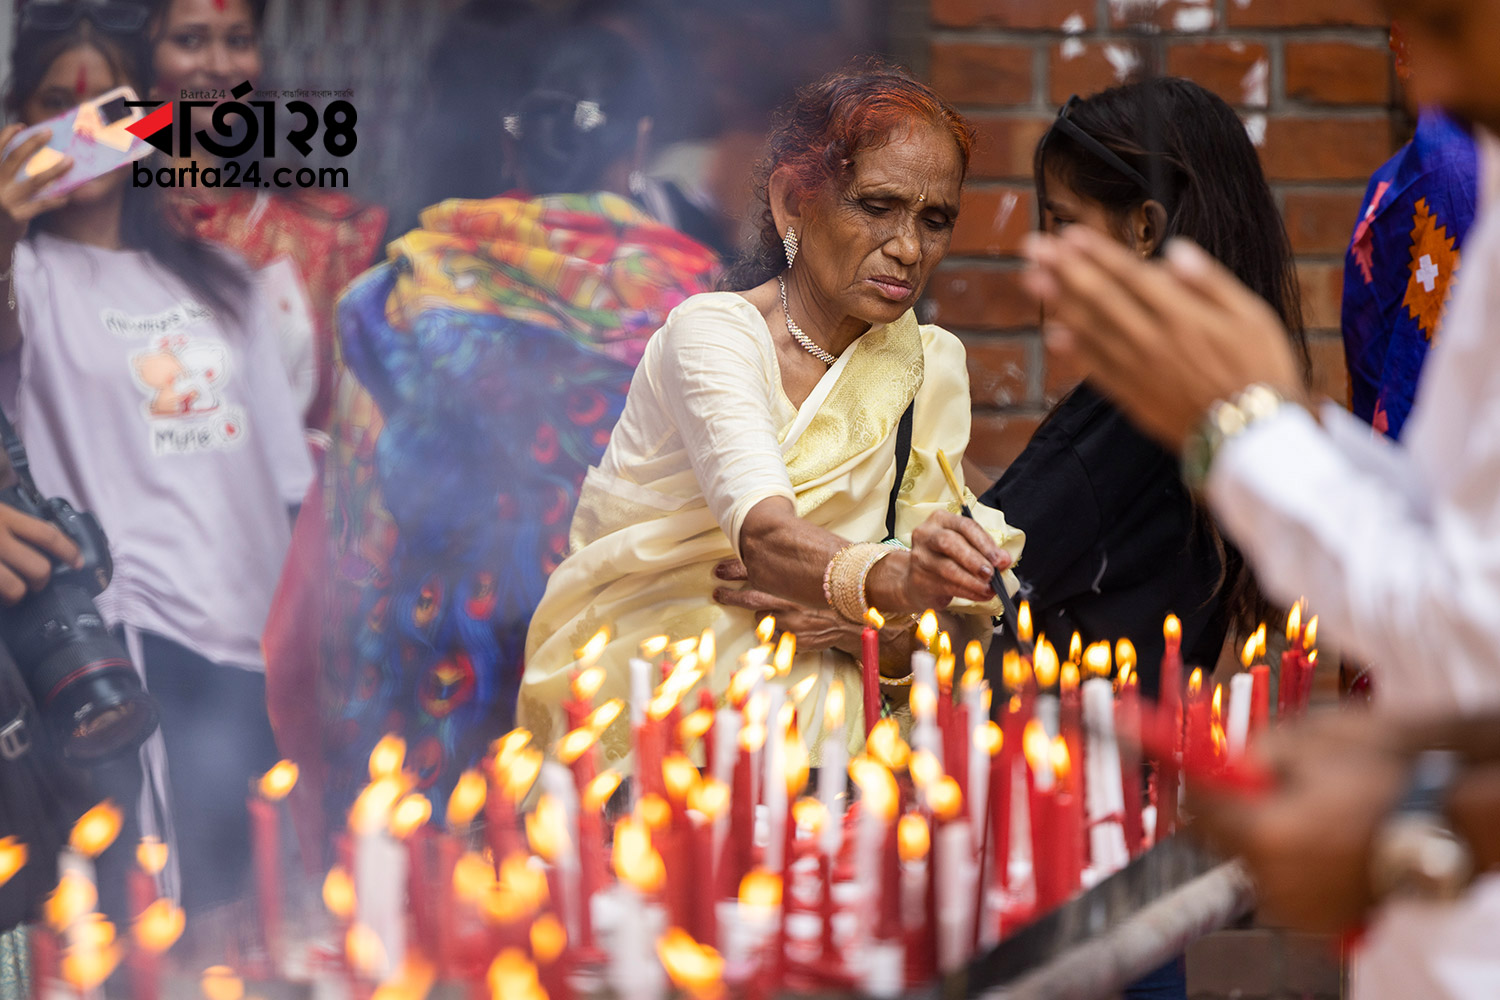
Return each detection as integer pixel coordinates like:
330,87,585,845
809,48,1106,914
522,66,1023,761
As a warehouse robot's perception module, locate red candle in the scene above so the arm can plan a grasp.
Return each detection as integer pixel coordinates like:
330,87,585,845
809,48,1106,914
1052,741,1084,899
1115,671,1144,856
250,761,298,972
992,654,1032,893
1249,664,1271,732
1058,664,1084,865
720,716,762,900
435,833,462,978
698,689,717,775
1298,616,1320,711
862,609,883,739
1157,616,1183,839
29,926,57,1000
899,810,936,985
127,845,162,1000
1184,669,1213,778
1023,719,1061,912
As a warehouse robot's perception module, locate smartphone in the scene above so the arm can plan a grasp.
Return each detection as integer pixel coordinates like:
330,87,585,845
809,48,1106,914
3,86,154,199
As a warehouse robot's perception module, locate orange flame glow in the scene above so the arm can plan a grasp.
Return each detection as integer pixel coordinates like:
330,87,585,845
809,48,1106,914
499,747,543,802
1068,632,1082,664
200,966,244,1000
556,727,598,766
908,748,942,790
866,718,910,771
787,673,817,707
726,664,761,709
1116,638,1137,675
756,617,775,645
1212,683,1223,723
738,720,767,755
60,934,121,992
1188,668,1204,698
849,757,900,822
492,729,533,771
937,630,953,662
258,760,299,802
935,652,955,693
322,866,355,920
929,776,963,822
864,607,885,630
641,635,670,659
1254,623,1267,661
577,625,611,665
672,636,700,660
586,698,624,734
916,611,939,651
657,927,726,1000
1304,615,1319,651
530,913,567,965
1286,602,1302,645
909,681,936,723
371,957,438,1000
45,873,96,930
783,723,809,797
484,854,549,924
792,797,827,837
390,793,432,840
897,812,930,862
136,837,167,876
1002,650,1026,690
638,794,672,831
0,838,25,887
1084,642,1111,678
737,869,781,913
975,720,1003,756
452,852,496,907
1164,614,1182,643
963,640,984,687
447,770,487,830
133,898,184,954
583,770,623,814
700,628,716,670
1060,662,1080,693
1051,738,1072,787
488,949,546,1000
1240,634,1257,668
1033,637,1060,689
368,735,406,781
1018,601,1033,643
1022,719,1051,774
679,707,714,747
525,794,569,862
571,666,606,704
346,924,388,979
71,802,122,858
614,816,665,894
349,776,403,836
773,633,796,677
688,777,730,821
824,678,846,730
662,753,699,804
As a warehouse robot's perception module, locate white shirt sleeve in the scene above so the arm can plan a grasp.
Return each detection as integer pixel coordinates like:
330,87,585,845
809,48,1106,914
240,282,315,508
651,296,795,554
1206,403,1500,714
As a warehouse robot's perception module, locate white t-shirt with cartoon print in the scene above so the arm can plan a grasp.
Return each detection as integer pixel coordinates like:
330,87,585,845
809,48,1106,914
2,231,313,672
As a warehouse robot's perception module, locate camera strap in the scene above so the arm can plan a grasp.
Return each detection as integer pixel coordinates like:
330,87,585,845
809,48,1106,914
0,403,36,494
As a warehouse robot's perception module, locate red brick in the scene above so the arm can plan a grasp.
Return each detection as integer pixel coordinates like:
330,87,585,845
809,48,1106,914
1109,0,1217,31
968,115,1052,181
950,186,1035,257
1307,334,1350,405
1049,41,1138,104
1285,41,1392,105
1282,189,1365,254
1225,0,1384,27
929,42,1034,107
1260,117,1394,181
1042,344,1089,402
926,266,1041,329
968,412,1045,475
933,0,1093,30
1296,260,1345,331
1165,40,1269,107
963,336,1035,408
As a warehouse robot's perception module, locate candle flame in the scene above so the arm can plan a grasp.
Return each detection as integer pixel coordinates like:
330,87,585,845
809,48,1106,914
452,852,496,907
258,760,299,801
865,718,910,771
641,635,670,659
1084,641,1111,678
1116,638,1137,674
1051,738,1072,786
525,794,570,862
792,796,827,836
349,776,403,836
700,628,716,669
1254,622,1267,660
909,681,936,723
1068,631,1082,664
638,794,672,831
687,777,730,821
571,666,606,704
935,652,955,692
371,958,438,1000
864,607,885,629
1188,668,1204,697
499,747,543,802
485,853,549,924
389,793,432,839
937,630,953,661
556,726,599,766
662,753,699,804
897,812,930,862
583,770,623,813
492,729,533,770
916,611,939,650
726,664,761,709
614,816,665,893
1212,683,1223,722
201,966,244,1000
1164,614,1182,643
1002,650,1026,690
322,865,356,919
738,719,767,755
1060,662,1080,693
578,625,611,665
929,776,963,822
1304,615,1319,651
447,770,488,829
60,929,120,991
657,927,726,1000
70,801,122,858
585,698,624,735
679,707,714,747
1240,633,1258,668
1286,602,1302,644
347,923,388,978
975,720,1003,756
1033,637,1059,689
530,913,567,965
784,722,809,797
908,748,942,790
368,734,406,781
1022,719,1051,774
1119,663,1135,688
133,898,184,953
45,872,96,930
488,949,546,1000
738,868,781,914
773,633,796,676
756,617,775,644
649,663,704,722
1017,601,1033,643
824,678,846,729
1309,649,1319,667
848,757,899,821
672,637,700,660
787,673,817,706
962,641,984,687
0,838,25,887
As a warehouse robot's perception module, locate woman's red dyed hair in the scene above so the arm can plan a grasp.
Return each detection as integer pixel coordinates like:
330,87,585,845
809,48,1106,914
724,61,976,289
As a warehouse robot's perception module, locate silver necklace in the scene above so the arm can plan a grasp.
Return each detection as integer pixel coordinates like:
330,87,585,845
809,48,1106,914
778,276,838,367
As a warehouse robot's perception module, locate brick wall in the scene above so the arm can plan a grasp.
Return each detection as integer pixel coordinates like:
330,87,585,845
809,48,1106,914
923,0,1398,479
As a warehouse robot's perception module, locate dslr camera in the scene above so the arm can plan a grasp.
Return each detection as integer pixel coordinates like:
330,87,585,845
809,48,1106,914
0,414,157,763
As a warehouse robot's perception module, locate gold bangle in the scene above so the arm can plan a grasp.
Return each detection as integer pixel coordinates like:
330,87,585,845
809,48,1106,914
878,671,914,687
826,542,893,623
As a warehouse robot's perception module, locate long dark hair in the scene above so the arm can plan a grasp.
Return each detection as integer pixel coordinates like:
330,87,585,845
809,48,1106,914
724,61,975,290
1034,77,1305,636
5,16,249,321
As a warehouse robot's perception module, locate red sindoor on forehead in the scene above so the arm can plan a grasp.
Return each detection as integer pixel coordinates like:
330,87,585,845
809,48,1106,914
212,0,227,10
75,65,88,97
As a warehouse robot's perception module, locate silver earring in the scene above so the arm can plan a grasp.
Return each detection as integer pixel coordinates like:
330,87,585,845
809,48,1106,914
783,225,799,268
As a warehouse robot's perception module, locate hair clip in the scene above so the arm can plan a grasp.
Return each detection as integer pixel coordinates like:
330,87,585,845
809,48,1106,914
503,114,522,138
574,100,606,132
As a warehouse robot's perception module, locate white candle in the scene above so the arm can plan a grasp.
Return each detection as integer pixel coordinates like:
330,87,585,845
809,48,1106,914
817,675,847,858
629,657,652,727
910,650,942,766
936,819,974,973
354,825,406,981
1227,672,1254,758
539,762,581,941
1082,678,1129,876
762,686,787,869
966,680,990,845
606,884,666,1000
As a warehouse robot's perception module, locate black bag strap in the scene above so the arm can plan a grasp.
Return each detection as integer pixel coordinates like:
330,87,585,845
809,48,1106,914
885,401,915,541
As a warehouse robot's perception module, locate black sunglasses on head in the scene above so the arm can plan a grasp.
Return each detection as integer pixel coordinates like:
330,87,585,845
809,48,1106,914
19,1,150,34
1039,95,1153,200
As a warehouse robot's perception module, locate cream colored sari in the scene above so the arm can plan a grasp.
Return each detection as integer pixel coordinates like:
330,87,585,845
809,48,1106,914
520,292,1022,764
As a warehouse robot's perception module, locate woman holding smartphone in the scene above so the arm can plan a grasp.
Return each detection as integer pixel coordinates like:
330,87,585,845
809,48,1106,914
0,2,311,918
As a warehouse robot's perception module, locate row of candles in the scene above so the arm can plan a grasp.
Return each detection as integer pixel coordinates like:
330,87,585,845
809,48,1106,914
8,600,1321,1000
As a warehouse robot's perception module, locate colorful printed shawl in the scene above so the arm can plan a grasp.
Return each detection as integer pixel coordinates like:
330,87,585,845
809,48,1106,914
267,193,717,825
1343,110,1477,439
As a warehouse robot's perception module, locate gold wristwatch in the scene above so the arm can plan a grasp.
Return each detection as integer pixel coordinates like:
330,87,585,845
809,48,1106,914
1369,750,1475,904
1181,382,1289,491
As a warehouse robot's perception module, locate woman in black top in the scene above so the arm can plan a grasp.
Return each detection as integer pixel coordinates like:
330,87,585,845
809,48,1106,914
980,79,1309,696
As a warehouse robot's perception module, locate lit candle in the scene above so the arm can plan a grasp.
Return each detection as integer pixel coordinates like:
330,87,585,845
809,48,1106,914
720,710,764,901
817,678,848,859
1058,661,1084,874
849,758,902,996
687,778,729,945
1226,672,1254,758
128,838,174,1000
929,777,972,974
1114,643,1144,856
898,809,935,983
1023,719,1057,910
1249,663,1271,732
762,685,789,871
1157,615,1183,840
862,608,884,739
350,737,410,982
488,730,538,863
1051,738,1084,899
1299,615,1319,712
1082,676,1129,877
250,759,298,972
1184,669,1212,779
962,642,989,847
